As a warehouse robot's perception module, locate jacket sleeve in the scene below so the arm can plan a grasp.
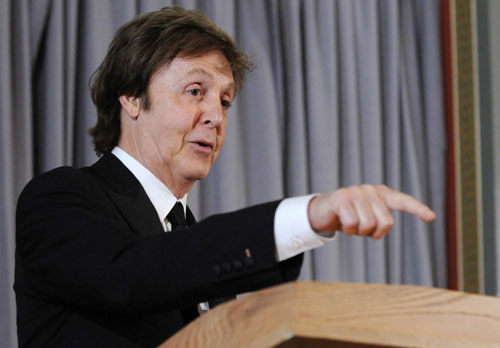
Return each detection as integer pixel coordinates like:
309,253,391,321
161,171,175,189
15,167,303,315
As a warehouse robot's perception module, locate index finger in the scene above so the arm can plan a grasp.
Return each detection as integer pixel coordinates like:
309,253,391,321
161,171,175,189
377,186,436,222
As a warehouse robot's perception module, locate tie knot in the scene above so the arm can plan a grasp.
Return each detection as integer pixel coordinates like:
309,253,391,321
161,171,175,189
167,202,187,231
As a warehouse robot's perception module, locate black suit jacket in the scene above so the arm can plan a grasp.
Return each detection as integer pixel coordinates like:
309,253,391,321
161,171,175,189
14,153,303,347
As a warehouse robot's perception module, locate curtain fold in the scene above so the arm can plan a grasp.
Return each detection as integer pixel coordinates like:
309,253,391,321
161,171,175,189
0,1,446,346
1,1,32,346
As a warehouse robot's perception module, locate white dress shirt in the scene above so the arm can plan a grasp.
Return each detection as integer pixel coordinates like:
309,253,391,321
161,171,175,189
112,147,334,262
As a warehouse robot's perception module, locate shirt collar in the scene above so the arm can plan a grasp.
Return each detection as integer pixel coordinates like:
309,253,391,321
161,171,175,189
111,147,187,223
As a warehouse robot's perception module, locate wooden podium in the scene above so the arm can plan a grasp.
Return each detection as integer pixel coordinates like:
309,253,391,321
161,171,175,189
160,282,500,347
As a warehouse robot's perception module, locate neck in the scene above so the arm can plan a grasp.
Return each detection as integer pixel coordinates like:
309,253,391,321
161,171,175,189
154,170,193,199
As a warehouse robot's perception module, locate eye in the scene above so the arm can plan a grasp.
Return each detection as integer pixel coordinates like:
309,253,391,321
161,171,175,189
188,88,201,97
221,99,231,109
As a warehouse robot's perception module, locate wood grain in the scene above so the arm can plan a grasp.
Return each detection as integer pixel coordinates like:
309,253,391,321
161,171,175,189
159,282,500,348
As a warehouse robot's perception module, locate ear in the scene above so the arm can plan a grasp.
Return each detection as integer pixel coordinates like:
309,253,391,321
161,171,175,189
119,94,141,118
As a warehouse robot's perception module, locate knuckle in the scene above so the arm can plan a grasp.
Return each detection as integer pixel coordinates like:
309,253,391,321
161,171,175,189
360,224,376,236
335,188,351,202
361,184,375,192
346,186,363,199
385,218,395,229
362,218,376,231
376,184,389,192
373,226,389,239
343,228,356,235
342,221,358,234
371,233,384,240
380,222,394,235
350,185,362,194
344,220,358,229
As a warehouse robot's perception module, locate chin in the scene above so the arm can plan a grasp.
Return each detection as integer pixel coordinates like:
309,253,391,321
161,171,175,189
184,168,211,181
180,157,215,182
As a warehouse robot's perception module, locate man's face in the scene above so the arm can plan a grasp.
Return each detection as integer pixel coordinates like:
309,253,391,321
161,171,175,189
127,51,235,193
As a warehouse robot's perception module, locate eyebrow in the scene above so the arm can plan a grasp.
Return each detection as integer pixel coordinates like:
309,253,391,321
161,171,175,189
185,67,213,79
184,68,235,93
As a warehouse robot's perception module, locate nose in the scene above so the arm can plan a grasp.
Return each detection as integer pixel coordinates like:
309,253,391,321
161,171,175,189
200,96,224,128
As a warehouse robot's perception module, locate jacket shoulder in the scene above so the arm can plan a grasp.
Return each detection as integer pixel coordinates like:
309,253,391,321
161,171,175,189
16,165,110,217
19,165,100,196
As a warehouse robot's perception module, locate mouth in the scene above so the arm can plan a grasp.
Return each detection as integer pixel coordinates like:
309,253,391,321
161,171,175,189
188,139,215,152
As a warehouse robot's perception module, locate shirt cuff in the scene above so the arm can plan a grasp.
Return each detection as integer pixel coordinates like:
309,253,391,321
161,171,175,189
274,194,336,261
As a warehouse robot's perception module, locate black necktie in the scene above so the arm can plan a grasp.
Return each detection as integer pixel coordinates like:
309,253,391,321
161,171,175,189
168,202,198,323
167,202,187,231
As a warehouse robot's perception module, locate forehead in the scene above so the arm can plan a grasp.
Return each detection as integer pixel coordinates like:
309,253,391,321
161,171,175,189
152,51,235,90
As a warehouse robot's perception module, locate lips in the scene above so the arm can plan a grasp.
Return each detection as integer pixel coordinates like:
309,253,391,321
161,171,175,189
188,139,215,152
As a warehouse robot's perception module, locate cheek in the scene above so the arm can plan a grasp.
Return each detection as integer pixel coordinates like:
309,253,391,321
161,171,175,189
149,118,182,156
168,107,197,134
158,110,191,141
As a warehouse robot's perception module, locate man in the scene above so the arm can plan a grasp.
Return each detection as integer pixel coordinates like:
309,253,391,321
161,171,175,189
14,7,435,348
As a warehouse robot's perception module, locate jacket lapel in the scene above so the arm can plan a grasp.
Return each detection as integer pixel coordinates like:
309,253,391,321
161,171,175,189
88,153,164,237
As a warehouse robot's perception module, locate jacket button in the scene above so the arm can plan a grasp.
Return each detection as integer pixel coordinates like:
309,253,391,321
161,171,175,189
221,262,231,273
232,260,243,270
244,257,255,267
212,265,222,276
